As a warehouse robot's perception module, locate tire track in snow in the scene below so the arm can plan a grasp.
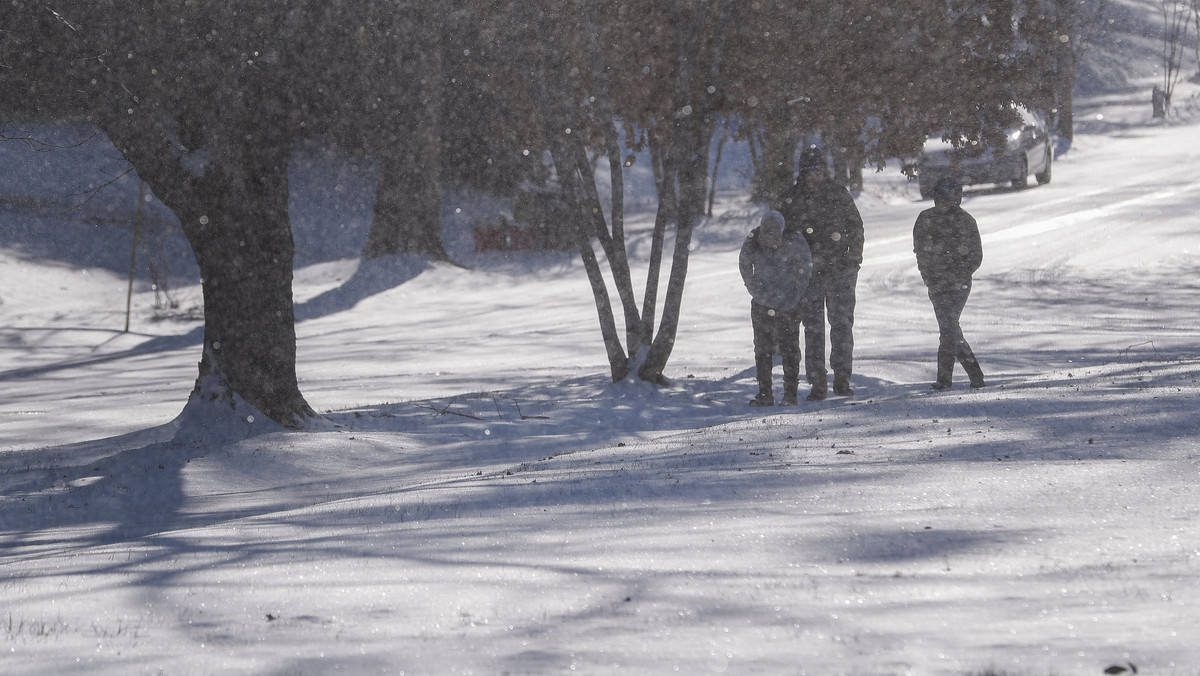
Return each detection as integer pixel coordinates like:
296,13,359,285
983,180,1200,244
865,178,1200,269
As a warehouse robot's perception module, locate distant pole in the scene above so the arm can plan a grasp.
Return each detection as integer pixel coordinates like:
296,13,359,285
124,181,146,333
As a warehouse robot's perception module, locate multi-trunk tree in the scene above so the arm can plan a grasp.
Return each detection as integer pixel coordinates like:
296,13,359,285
466,0,734,384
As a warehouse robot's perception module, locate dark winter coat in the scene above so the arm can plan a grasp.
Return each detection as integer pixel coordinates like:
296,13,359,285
739,226,813,312
778,179,864,276
913,205,983,290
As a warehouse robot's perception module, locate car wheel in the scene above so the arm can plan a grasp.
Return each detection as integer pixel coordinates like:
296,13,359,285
1035,147,1052,185
1011,156,1029,189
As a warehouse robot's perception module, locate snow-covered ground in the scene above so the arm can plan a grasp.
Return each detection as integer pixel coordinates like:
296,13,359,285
4,29,1200,676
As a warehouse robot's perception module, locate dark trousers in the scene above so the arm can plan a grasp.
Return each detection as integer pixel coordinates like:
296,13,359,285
928,279,984,385
800,267,858,387
751,301,802,397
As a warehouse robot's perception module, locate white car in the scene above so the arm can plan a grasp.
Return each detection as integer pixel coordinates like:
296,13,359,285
917,105,1053,199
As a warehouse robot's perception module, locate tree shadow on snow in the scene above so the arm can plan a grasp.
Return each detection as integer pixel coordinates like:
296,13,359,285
0,424,195,557
293,254,429,322
0,326,204,383
1,346,1198,624
0,255,431,385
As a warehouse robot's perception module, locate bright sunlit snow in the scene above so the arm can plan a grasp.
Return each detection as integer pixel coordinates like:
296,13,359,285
4,23,1200,676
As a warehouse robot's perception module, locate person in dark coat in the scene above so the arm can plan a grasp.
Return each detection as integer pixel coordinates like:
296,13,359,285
778,146,865,400
740,210,813,406
913,177,986,390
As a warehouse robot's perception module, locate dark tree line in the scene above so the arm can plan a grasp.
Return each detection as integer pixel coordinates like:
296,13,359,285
2,0,1091,436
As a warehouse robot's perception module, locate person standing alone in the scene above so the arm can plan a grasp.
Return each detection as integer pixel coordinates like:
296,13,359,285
739,211,813,406
913,177,986,390
779,146,865,401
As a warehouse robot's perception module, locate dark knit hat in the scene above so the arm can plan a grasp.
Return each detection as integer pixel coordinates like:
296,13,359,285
799,146,825,172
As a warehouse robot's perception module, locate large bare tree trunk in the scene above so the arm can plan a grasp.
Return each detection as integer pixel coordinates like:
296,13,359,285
99,84,316,432
362,6,448,260
180,140,314,429
364,139,447,260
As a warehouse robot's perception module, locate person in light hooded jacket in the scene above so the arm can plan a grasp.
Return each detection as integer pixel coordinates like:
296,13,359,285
913,177,986,390
740,210,813,406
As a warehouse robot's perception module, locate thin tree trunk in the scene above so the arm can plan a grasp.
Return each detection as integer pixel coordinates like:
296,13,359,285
514,0,630,380
1161,0,1193,113
568,138,645,357
581,0,647,355
707,117,729,217
1055,24,1076,142
747,125,762,179
639,0,731,383
1194,0,1200,79
551,142,630,381
639,131,673,351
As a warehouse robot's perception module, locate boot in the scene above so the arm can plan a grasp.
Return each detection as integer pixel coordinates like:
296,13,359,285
751,354,774,406
806,372,827,401
961,355,986,388
749,392,775,407
782,369,800,406
931,350,954,391
833,376,854,397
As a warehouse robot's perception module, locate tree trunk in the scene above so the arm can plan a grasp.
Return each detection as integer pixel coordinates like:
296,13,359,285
638,123,707,383
180,140,314,429
512,1,630,381
1055,27,1076,142
640,132,674,351
580,0,648,357
363,142,447,260
567,137,646,358
550,142,630,382
760,113,801,206
707,117,730,217
831,127,864,191
100,102,315,431
362,4,448,261
639,0,731,383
